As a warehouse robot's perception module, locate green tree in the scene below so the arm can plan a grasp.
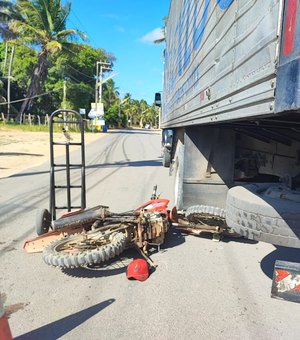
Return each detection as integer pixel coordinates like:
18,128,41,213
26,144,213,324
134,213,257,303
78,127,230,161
102,78,118,110
138,99,149,127
146,104,159,128
128,99,141,126
10,45,37,91
44,44,115,114
121,93,132,126
105,103,126,128
0,43,35,117
0,0,87,121
0,0,19,121
0,41,116,117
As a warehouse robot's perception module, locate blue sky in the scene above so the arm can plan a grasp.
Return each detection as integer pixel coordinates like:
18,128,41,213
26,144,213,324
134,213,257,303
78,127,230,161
69,0,170,105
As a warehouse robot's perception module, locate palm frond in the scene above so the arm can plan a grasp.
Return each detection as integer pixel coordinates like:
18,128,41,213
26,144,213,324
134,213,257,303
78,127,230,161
46,40,62,52
56,28,88,42
1,0,89,119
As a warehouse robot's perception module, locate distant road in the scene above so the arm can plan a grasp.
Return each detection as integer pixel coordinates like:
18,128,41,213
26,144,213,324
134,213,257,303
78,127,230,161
1,128,300,340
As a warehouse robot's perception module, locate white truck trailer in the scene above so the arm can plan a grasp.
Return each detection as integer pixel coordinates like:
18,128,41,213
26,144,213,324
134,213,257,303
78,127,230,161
158,0,300,247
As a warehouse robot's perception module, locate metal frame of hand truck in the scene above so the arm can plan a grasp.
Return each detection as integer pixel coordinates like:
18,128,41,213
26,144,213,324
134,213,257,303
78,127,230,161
49,109,86,221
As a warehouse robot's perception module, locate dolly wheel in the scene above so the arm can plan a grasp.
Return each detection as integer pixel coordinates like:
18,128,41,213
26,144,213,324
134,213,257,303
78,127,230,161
36,209,51,235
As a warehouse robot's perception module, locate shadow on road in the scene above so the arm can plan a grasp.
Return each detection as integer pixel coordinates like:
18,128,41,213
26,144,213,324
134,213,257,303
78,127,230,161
64,227,257,280
168,225,258,246
59,231,184,279
161,228,185,250
6,159,162,179
86,159,162,169
221,235,258,245
7,169,50,178
61,249,137,278
109,128,160,135
260,246,300,279
14,299,115,340
60,248,159,279
0,152,44,157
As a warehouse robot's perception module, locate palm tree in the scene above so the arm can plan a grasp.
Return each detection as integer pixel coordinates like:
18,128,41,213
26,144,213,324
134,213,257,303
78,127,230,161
143,104,158,128
129,99,141,126
137,99,149,127
102,78,118,109
121,93,132,126
0,1,19,120
0,0,86,121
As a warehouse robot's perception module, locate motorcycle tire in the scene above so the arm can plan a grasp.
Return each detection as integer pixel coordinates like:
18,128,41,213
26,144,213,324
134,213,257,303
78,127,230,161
42,230,127,268
186,205,226,219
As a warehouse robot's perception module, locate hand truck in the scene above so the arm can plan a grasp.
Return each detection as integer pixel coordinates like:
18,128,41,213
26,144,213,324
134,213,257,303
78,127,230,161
35,109,86,235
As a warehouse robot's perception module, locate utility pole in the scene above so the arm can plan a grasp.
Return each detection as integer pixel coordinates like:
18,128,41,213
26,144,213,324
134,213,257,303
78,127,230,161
96,61,112,106
93,61,112,132
7,44,15,121
63,79,67,109
63,79,67,128
95,62,99,109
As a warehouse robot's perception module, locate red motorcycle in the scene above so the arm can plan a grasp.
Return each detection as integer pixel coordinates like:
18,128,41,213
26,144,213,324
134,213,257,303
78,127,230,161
24,186,170,269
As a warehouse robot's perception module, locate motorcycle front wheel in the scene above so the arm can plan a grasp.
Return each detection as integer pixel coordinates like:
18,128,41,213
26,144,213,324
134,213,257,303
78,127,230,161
42,230,127,268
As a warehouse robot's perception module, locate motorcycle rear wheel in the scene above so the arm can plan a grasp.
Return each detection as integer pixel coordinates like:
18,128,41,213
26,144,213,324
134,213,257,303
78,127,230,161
42,230,127,268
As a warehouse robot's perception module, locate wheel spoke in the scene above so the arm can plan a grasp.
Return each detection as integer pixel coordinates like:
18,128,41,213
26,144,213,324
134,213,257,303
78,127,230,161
43,231,127,268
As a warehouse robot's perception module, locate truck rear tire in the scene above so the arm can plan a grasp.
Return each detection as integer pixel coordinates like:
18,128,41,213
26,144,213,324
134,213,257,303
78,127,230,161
226,184,300,248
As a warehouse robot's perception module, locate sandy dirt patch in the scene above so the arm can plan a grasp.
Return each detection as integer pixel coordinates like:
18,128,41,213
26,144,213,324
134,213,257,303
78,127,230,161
0,128,105,179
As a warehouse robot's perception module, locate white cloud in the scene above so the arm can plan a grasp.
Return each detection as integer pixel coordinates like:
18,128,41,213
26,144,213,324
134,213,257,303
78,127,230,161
140,27,164,44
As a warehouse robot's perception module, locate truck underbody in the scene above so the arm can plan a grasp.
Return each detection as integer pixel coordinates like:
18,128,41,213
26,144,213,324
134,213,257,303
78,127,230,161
164,111,300,248
170,112,300,208
160,0,300,247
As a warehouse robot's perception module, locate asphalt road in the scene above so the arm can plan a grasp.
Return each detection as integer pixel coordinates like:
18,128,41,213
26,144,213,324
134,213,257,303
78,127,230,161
1,128,300,340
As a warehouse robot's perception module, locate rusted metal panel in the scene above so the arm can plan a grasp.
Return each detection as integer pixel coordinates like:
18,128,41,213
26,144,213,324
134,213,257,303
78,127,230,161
271,260,300,303
23,226,83,253
162,0,283,128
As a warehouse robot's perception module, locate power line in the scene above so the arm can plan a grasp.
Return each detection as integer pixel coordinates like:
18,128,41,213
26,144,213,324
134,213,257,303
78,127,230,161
67,73,88,85
69,8,97,46
0,87,63,106
67,64,95,79
65,74,95,95
0,72,94,108
70,10,89,37
61,43,114,83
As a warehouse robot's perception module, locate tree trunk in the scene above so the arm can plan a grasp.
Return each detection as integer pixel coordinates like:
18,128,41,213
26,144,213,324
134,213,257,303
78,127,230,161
139,117,143,128
7,44,15,121
3,42,8,73
16,50,48,122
